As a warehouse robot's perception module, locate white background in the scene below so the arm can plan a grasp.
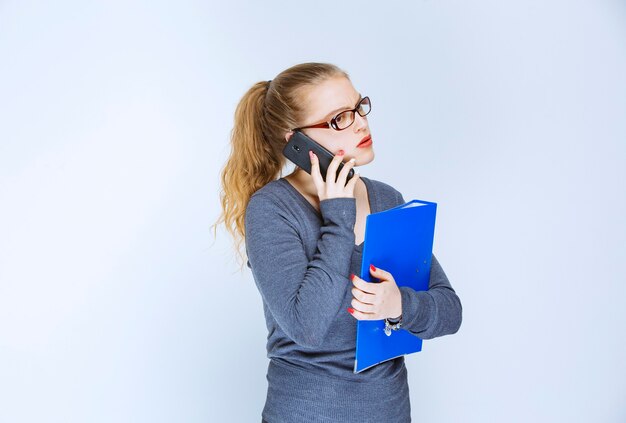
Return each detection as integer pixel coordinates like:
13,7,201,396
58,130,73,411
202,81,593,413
1,1,625,422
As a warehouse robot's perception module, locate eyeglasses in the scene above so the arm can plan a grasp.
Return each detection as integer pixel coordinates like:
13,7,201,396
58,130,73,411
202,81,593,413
293,96,371,131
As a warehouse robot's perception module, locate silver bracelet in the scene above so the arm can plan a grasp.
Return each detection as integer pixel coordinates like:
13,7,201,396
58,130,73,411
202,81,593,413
384,315,403,336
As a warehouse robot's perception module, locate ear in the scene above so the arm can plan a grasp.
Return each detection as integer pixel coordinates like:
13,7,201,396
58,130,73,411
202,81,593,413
284,130,294,143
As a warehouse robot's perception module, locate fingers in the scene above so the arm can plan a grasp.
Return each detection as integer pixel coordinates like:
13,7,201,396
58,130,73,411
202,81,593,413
351,274,378,294
369,264,394,283
351,297,376,313
351,286,375,305
351,290,377,315
325,151,345,183
310,150,359,200
348,307,377,320
349,269,402,321
345,168,360,192
309,151,324,193
336,157,356,187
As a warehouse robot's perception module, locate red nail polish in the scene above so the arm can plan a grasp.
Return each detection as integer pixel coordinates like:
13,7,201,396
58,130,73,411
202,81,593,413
370,264,376,272
337,150,344,156
350,273,355,281
347,307,355,314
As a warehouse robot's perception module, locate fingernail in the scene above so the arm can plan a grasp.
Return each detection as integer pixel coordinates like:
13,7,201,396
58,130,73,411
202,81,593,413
370,264,376,272
309,150,314,159
349,158,356,163
347,307,355,314
337,150,344,156
350,273,355,281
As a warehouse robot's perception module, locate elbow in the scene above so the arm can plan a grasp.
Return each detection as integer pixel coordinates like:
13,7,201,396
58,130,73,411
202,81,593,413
297,336,325,349
413,290,463,340
288,326,327,349
282,310,331,349
448,294,463,335
439,292,462,337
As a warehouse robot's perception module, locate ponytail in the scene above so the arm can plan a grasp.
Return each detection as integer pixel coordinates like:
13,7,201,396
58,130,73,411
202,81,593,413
213,63,349,269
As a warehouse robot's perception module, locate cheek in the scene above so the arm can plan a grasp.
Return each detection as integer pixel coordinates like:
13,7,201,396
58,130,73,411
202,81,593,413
336,136,357,154
318,138,344,155
312,133,352,155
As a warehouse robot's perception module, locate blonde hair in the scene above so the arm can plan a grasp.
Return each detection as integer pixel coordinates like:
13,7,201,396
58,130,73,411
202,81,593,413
212,62,350,268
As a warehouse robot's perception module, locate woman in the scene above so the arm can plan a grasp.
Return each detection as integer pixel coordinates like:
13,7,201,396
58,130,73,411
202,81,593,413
215,62,462,422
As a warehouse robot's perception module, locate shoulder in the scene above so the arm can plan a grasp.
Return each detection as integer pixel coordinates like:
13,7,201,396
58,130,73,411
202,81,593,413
244,179,302,267
363,177,405,207
247,179,286,206
246,179,287,215
245,179,299,227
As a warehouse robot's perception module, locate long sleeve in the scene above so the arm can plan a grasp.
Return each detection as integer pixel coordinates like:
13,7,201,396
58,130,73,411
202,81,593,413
244,193,356,349
399,254,462,339
393,191,463,339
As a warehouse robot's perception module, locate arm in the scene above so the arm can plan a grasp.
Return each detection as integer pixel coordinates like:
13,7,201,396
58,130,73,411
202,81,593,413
399,254,463,339
395,190,463,339
245,193,356,348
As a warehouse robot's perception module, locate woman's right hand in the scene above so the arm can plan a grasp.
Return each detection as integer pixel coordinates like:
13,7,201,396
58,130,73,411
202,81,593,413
309,150,360,201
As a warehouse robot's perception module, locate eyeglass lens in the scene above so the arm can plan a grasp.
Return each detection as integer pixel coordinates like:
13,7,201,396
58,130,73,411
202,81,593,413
333,97,371,130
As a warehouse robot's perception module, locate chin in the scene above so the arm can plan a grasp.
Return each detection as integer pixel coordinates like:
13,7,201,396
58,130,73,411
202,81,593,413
344,148,374,166
354,150,375,166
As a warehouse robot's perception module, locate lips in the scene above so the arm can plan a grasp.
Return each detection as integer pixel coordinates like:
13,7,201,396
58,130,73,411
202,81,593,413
358,135,372,147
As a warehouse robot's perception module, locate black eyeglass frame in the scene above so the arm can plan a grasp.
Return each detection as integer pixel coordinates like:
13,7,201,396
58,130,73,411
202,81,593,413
292,96,371,131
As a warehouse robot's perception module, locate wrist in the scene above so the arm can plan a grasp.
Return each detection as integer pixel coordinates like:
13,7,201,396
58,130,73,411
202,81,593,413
384,315,403,336
387,314,402,324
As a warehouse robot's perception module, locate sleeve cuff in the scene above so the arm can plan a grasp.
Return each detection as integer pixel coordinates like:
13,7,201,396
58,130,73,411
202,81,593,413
399,286,436,334
319,197,356,229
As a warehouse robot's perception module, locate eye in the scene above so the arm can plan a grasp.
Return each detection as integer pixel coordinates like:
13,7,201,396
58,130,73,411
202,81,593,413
333,111,354,129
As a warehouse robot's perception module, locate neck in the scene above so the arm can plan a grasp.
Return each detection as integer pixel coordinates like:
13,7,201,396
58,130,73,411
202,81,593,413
289,168,318,197
287,167,364,198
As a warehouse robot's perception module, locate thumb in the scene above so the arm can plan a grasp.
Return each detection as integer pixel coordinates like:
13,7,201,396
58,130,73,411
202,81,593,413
369,264,393,282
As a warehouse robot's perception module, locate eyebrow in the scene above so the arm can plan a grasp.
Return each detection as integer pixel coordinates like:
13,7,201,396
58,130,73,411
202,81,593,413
323,94,362,120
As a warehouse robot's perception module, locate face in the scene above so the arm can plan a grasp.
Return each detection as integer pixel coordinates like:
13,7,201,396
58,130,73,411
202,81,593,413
285,76,374,166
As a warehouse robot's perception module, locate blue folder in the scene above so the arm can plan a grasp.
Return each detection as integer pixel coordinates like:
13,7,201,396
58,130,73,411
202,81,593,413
354,199,437,373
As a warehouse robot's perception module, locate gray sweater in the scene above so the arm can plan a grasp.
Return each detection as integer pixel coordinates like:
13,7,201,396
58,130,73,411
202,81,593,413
245,176,462,422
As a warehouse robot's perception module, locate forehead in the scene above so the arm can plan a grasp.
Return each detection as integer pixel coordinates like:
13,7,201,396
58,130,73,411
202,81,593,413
303,76,360,120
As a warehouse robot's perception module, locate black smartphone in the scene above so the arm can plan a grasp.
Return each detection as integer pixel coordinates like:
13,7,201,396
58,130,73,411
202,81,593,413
282,130,355,182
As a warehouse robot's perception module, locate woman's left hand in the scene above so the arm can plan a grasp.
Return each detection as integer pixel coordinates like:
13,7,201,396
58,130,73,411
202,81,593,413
348,264,402,320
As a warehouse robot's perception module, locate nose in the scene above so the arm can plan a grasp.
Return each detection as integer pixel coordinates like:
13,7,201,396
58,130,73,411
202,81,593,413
353,112,368,132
